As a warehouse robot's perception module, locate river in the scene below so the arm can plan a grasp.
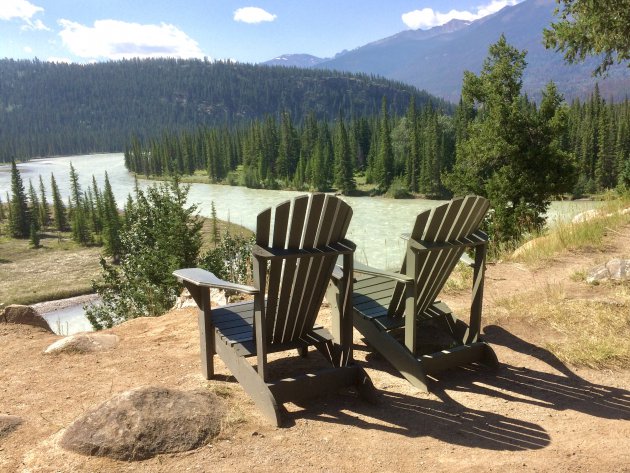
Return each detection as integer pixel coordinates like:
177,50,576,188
0,153,602,333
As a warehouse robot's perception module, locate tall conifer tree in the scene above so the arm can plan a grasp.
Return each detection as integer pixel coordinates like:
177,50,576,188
38,175,50,228
50,173,68,232
8,160,30,238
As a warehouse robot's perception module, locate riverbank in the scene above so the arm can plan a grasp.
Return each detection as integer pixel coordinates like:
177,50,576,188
31,293,100,314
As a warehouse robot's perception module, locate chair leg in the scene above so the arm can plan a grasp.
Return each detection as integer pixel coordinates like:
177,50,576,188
214,338,284,426
198,301,215,380
297,345,309,358
353,313,430,392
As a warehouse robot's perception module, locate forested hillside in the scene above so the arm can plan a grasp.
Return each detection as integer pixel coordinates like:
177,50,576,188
0,58,445,163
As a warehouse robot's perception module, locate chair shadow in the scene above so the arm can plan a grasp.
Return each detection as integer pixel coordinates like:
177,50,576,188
271,343,549,450
292,386,550,451
210,348,548,449
431,325,630,421
287,324,628,448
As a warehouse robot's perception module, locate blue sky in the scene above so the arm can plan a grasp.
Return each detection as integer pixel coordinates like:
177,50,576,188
1,0,522,64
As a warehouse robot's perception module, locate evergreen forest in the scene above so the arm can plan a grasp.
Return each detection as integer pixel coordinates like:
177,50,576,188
125,84,630,199
0,58,446,162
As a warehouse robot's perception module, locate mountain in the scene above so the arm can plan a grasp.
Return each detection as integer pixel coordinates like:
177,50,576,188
267,0,630,102
262,54,327,68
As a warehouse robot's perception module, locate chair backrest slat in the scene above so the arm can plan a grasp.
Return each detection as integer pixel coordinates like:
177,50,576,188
274,195,310,342
265,200,291,339
304,196,349,331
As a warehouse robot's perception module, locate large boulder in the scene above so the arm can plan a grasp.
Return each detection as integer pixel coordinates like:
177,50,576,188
586,258,630,284
44,333,120,355
60,386,225,461
0,305,53,332
0,415,22,441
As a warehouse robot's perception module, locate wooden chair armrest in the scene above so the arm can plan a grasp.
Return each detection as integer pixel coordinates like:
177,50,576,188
173,268,259,295
330,257,412,284
353,260,414,283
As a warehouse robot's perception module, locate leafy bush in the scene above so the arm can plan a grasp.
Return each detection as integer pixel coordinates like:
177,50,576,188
86,177,202,329
198,232,255,286
385,176,411,199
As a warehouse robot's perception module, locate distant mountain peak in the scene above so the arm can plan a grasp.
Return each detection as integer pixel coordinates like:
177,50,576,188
372,18,472,45
262,54,327,68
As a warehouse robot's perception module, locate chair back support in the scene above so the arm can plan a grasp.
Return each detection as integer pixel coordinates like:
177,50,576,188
255,194,352,344
392,195,489,319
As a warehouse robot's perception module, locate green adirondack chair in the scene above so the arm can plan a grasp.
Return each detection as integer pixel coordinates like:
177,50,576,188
330,195,499,391
174,193,373,425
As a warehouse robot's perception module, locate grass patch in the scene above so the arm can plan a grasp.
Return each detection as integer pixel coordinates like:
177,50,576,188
510,198,630,264
443,263,474,294
200,218,253,252
490,282,630,369
0,232,102,306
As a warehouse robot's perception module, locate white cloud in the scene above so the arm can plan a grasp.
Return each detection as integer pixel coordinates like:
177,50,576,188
57,19,205,60
0,0,49,30
234,7,277,24
23,45,32,53
22,18,49,31
402,0,521,30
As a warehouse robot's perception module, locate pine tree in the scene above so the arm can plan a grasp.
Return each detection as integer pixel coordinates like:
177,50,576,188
29,220,40,248
333,113,355,194
69,163,91,244
101,172,121,261
276,111,299,183
27,179,41,232
211,200,219,245
445,37,576,243
8,160,30,238
405,97,420,193
374,97,394,191
38,175,50,228
50,173,68,232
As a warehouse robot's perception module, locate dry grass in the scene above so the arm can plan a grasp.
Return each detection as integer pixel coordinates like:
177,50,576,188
443,262,474,294
200,218,253,251
490,282,630,369
0,233,102,306
510,198,630,265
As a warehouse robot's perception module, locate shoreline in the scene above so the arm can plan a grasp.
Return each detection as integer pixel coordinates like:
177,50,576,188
30,293,99,314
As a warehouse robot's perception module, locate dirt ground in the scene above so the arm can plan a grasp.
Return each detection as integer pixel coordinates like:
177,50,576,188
1,228,629,473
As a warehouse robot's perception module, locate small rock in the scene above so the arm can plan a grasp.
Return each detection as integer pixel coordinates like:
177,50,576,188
60,386,225,461
586,259,630,284
44,333,120,354
0,305,53,332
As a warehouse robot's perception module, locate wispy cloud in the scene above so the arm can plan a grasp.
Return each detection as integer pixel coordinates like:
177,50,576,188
57,19,205,60
234,7,277,24
0,0,49,30
402,0,521,30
